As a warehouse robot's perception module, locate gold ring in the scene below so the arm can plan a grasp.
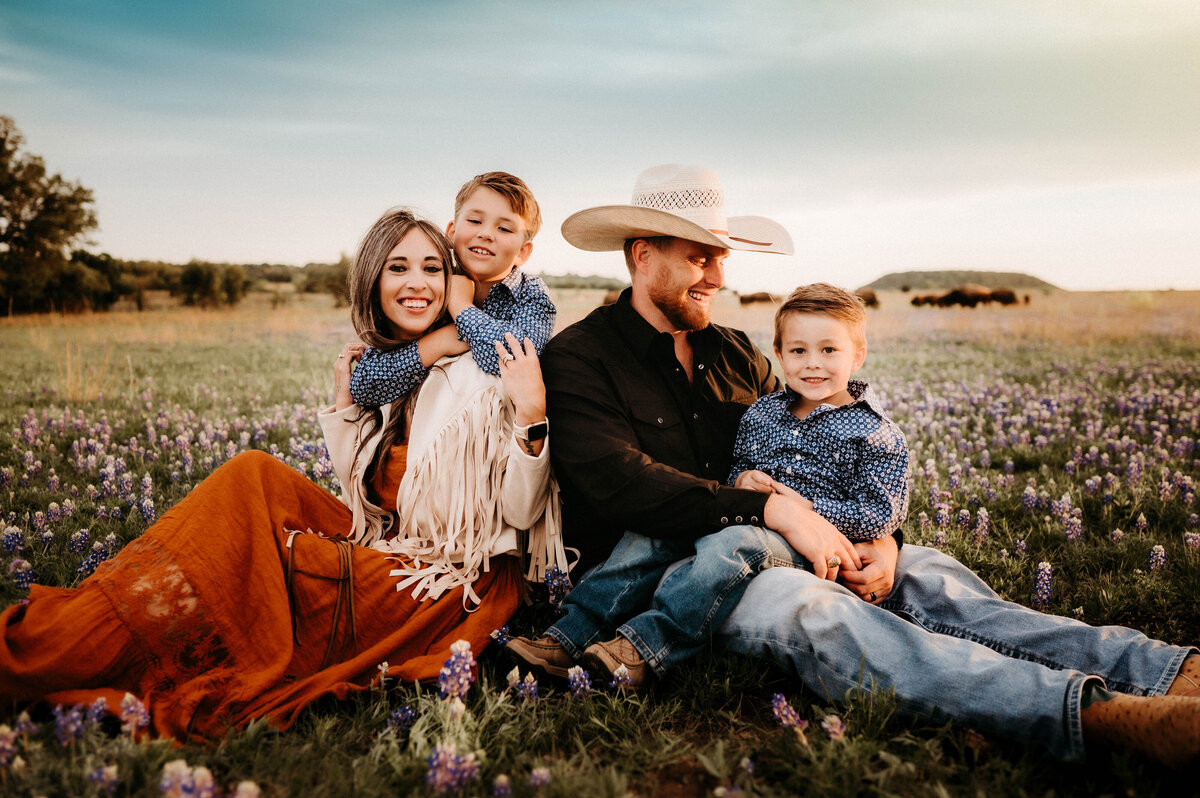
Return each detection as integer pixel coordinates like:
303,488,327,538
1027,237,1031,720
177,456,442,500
826,555,841,570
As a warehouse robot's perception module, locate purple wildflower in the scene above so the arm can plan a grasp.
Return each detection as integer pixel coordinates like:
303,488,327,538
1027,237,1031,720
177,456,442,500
609,664,633,690
489,625,511,647
821,715,847,741
438,640,476,700
0,526,23,554
1032,562,1053,610
529,766,551,789
8,559,35,590
544,566,572,608
1135,513,1148,532
1185,531,1200,552
387,705,417,733
425,742,479,793
1111,528,1125,543
0,725,17,768
119,692,150,734
1148,545,1166,573
492,774,513,797
159,759,195,796
917,511,929,530
956,509,971,530
567,665,592,697
87,696,109,724
69,528,90,553
972,508,990,544
14,711,37,737
53,703,85,746
517,672,539,700
87,764,120,796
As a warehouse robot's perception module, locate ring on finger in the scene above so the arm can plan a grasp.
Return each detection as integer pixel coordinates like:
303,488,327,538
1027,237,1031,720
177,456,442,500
826,555,841,570
502,354,516,362
869,591,877,602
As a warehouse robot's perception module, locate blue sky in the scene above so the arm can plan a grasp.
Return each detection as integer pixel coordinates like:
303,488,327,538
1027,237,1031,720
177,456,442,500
3,0,1198,292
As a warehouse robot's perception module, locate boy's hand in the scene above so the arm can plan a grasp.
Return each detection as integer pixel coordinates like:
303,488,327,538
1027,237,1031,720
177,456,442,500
333,342,365,411
767,479,814,510
734,469,776,494
447,274,475,318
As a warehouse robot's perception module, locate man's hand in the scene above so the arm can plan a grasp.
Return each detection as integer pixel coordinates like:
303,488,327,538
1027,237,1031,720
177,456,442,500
839,536,899,604
764,492,860,581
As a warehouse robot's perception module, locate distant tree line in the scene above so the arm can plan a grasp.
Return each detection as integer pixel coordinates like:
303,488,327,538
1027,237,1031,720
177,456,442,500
869,270,1057,292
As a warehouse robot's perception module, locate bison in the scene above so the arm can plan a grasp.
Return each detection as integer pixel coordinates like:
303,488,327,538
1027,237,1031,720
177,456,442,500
910,294,938,307
990,288,1018,305
937,284,993,308
738,291,779,305
854,287,879,308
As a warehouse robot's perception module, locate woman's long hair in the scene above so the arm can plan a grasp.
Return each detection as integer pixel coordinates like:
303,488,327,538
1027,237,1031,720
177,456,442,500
347,207,462,487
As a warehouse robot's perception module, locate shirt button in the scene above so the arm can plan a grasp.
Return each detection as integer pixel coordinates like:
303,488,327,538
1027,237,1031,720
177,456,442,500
720,516,729,524
693,413,700,420
698,363,705,370
735,516,743,523
705,462,711,469
657,417,664,424
751,516,759,523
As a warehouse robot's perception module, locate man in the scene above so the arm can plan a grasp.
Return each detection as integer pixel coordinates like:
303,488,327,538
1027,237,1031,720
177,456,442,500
510,164,1199,767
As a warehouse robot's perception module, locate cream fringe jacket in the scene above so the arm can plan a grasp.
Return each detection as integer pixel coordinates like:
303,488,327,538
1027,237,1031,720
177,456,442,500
318,352,570,607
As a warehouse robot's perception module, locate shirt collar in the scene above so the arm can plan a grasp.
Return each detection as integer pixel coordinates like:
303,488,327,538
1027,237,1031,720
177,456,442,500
485,266,523,301
611,288,721,362
781,379,885,418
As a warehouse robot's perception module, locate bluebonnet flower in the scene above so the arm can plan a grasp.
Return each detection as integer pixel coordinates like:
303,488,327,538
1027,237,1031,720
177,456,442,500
609,664,633,690
40,529,54,544
1135,513,1148,532
771,693,809,744
931,530,947,548
1111,528,1125,544
120,692,150,735
141,498,157,524
53,703,85,746
425,742,479,793
1032,562,1053,609
529,766,551,789
979,449,991,469
917,511,930,531
1015,538,1028,556
1148,545,1166,573
933,504,950,528
821,715,847,741
14,711,37,737
492,774,513,797
740,756,755,776
231,781,263,798
159,758,195,797
567,665,592,697
1022,486,1038,509
516,673,539,700
1185,531,1200,552
78,541,110,578
46,501,61,523
387,705,417,734
87,764,120,796
956,509,971,530
0,725,17,768
490,625,511,647
191,766,218,798
87,696,109,724
8,559,35,591
1,526,23,553
438,640,476,700
1063,513,1083,542
544,566,572,608
972,508,990,544
69,528,91,553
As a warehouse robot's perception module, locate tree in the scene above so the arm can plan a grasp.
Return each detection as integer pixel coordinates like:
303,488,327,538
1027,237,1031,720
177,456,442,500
179,261,221,308
220,264,249,305
0,116,98,314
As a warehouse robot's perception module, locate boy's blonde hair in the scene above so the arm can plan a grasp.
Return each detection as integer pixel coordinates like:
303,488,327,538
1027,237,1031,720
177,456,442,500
773,282,867,351
453,171,542,240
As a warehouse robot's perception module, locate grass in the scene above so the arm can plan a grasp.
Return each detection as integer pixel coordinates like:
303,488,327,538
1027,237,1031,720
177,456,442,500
1,289,1198,796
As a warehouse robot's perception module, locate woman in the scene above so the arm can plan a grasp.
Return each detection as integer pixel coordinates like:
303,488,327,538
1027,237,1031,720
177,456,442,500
0,208,565,741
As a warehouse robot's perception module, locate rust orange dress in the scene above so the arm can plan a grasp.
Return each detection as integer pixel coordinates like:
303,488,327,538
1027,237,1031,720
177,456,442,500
0,449,521,742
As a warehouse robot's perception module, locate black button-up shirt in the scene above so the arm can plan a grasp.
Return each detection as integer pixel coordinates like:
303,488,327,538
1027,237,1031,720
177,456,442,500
542,289,781,572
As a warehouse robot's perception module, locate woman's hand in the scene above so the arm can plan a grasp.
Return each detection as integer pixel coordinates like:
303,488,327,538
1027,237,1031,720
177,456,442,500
763,491,860,581
839,536,900,605
497,334,547,456
333,342,366,411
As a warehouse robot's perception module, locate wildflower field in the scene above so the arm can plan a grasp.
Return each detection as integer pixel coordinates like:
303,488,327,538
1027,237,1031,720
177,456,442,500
1,289,1198,796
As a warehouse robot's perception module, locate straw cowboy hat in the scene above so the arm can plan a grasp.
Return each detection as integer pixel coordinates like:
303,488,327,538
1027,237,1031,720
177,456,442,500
561,164,794,255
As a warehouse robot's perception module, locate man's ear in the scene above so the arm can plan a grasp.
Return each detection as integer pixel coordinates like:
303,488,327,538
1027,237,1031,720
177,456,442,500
630,239,653,275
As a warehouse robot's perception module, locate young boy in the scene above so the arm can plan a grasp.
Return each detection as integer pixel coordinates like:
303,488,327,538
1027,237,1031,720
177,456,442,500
507,283,909,687
349,172,556,407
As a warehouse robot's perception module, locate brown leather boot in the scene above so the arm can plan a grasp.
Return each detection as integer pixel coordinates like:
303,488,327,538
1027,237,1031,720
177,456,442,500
583,635,651,689
1167,655,1200,698
504,636,577,679
1081,693,1200,769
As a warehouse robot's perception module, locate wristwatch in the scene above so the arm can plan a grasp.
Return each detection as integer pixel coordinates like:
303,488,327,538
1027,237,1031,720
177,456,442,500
513,419,549,442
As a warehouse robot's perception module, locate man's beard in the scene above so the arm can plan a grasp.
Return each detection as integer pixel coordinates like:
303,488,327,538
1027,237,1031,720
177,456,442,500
647,280,710,332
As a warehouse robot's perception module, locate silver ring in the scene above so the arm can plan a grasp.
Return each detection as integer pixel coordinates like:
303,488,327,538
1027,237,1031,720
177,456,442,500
502,354,516,362
869,591,877,602
338,353,346,358
826,555,841,570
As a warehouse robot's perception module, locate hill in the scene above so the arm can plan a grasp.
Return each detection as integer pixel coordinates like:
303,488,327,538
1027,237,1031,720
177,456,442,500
867,270,1058,292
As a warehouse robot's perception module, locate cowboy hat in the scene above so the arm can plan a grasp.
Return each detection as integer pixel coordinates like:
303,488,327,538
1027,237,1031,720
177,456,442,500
561,164,794,255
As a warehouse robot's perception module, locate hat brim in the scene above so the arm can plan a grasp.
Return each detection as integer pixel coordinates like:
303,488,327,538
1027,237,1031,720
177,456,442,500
562,205,793,255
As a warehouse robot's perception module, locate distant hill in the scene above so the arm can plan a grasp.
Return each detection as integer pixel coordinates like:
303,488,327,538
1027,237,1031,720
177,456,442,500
867,271,1059,292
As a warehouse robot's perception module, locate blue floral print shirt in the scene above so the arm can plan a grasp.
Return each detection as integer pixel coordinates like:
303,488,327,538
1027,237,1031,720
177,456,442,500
727,380,910,541
349,267,556,408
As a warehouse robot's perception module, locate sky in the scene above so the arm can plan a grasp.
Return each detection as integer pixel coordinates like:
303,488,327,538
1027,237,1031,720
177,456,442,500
2,0,1198,293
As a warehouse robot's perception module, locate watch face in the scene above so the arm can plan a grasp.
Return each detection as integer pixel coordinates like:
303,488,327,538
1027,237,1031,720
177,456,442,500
526,422,548,441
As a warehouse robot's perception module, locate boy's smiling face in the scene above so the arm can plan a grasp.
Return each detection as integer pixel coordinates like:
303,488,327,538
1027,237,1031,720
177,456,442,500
775,311,866,416
445,187,533,286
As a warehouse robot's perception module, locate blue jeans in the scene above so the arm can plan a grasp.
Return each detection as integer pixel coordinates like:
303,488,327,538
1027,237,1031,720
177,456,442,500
548,527,805,673
716,537,1194,761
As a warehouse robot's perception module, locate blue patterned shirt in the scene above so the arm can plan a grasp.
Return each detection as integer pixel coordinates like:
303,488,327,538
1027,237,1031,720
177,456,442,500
349,267,556,407
727,380,909,541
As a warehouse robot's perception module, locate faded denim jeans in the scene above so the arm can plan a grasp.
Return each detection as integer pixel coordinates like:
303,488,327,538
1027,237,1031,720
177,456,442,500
717,537,1194,761
548,526,806,672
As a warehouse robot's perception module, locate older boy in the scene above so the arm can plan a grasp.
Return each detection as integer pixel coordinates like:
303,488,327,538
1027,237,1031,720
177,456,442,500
512,282,907,686
350,171,556,407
